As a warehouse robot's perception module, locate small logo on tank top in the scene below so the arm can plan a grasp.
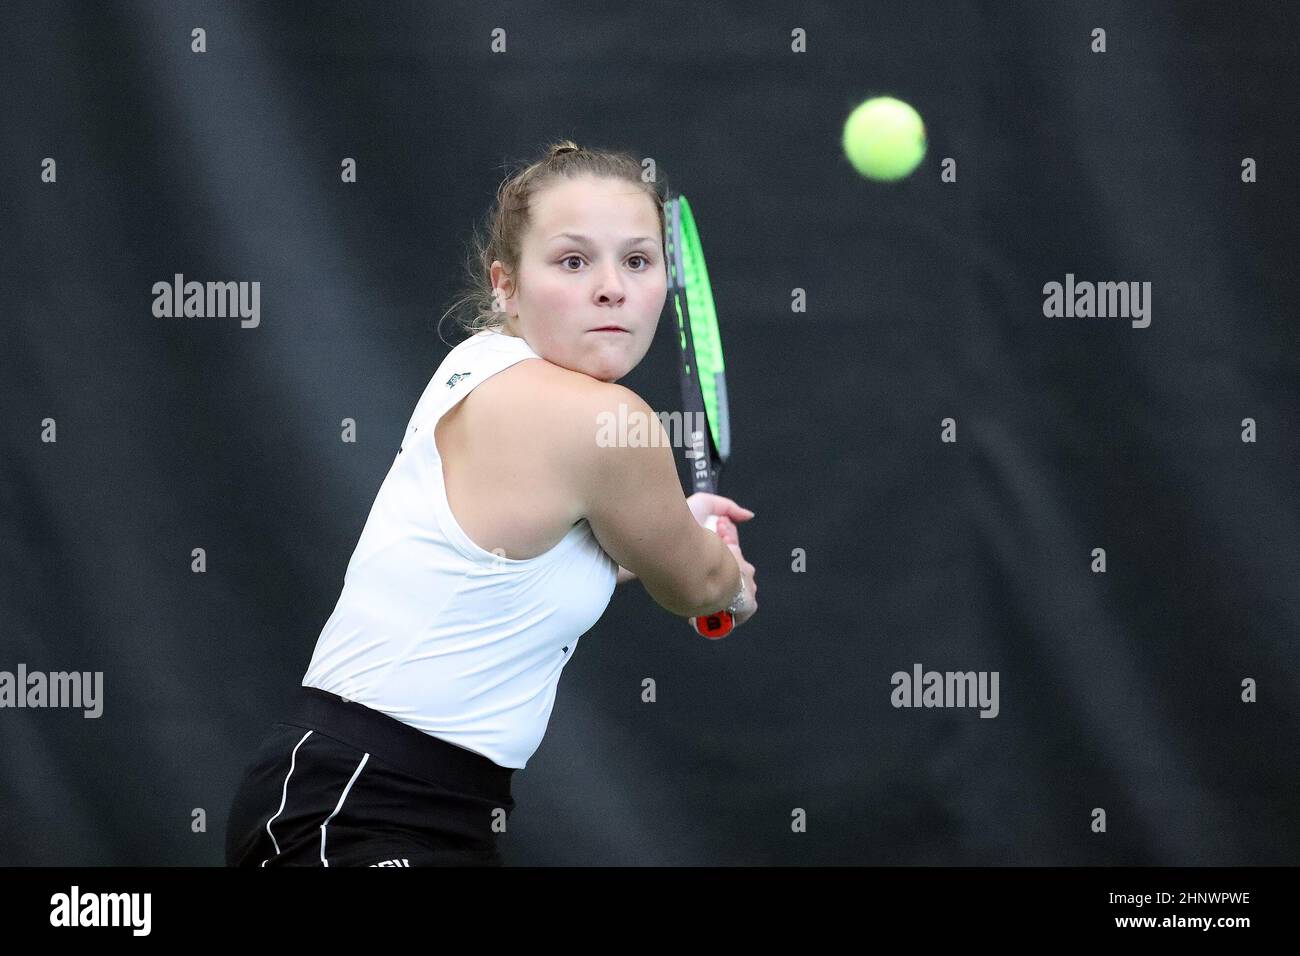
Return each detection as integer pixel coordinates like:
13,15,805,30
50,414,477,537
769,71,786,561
369,858,410,867
445,371,473,388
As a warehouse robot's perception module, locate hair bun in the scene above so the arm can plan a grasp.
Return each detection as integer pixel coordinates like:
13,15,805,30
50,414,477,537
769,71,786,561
550,142,582,158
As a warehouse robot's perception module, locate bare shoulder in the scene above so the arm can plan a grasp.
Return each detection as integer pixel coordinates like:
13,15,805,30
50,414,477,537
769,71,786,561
483,362,666,505
490,359,648,448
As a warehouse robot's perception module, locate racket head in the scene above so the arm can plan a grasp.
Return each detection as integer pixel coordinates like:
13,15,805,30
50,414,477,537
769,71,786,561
665,194,730,487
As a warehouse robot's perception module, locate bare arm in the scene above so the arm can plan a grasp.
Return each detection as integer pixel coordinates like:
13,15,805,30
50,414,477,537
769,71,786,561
561,385,741,617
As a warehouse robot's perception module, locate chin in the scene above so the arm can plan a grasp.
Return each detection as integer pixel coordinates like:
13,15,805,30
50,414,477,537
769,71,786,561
579,349,633,382
550,354,621,382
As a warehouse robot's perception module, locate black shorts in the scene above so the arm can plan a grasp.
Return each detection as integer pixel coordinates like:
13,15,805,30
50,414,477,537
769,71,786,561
225,685,517,867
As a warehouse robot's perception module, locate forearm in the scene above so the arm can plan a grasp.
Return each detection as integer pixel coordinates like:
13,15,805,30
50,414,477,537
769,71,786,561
689,537,744,617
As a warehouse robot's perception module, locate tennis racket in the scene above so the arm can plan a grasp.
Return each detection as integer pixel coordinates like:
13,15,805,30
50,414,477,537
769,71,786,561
663,194,734,639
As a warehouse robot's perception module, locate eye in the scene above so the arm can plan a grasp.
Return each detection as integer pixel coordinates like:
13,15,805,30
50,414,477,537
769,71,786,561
560,253,652,271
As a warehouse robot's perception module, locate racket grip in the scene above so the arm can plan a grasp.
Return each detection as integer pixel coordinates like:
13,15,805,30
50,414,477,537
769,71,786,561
690,515,736,639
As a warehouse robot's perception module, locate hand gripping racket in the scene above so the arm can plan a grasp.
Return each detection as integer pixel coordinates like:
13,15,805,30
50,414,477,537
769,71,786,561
664,194,735,639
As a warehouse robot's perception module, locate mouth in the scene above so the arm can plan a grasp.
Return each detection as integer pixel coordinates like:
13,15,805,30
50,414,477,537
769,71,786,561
589,325,630,333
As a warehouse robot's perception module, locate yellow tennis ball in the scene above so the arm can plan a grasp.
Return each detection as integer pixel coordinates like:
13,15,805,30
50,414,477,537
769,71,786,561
842,96,927,181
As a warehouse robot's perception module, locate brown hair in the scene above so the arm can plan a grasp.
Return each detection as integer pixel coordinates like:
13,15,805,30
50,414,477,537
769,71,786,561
438,139,670,344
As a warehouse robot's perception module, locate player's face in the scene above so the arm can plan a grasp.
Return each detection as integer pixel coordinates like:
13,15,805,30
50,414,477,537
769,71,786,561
492,175,666,383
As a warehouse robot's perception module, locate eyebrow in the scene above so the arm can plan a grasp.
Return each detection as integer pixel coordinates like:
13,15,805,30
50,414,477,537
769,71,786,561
548,232,657,248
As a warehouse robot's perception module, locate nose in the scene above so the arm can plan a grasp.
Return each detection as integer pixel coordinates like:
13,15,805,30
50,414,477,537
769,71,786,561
593,262,626,306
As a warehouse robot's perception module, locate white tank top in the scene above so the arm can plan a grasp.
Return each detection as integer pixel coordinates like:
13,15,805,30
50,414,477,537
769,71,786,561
302,328,618,769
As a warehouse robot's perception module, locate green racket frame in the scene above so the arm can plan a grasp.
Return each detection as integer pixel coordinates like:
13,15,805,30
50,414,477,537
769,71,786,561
665,194,730,481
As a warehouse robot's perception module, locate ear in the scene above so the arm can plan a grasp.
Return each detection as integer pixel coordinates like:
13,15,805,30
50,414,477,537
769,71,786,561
490,261,518,315
490,260,514,297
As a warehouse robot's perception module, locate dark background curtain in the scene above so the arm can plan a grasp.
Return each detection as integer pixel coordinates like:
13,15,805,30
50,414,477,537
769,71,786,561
2,0,1296,865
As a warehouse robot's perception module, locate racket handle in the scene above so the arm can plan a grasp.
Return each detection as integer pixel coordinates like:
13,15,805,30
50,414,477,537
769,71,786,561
690,515,736,639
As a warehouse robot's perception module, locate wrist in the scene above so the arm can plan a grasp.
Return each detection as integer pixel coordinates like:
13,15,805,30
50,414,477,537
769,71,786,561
723,572,747,616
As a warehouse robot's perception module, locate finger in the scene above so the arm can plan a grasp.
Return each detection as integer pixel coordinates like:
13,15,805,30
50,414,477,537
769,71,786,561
718,498,756,521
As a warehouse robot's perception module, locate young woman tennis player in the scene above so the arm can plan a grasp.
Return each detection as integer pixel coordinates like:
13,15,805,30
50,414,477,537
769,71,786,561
224,141,758,867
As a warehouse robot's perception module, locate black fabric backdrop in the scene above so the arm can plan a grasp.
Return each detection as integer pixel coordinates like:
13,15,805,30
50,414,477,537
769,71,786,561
2,1,1296,866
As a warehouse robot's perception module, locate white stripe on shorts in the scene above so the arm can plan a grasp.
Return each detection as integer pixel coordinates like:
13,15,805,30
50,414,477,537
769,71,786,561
320,752,370,867
261,729,315,867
